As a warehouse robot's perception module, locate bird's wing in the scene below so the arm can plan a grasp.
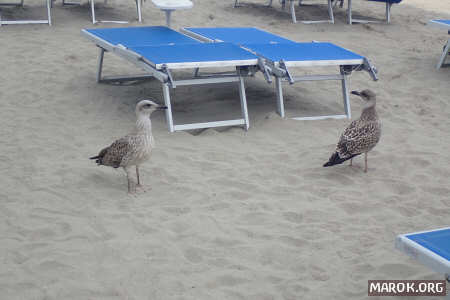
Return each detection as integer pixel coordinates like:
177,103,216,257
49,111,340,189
100,136,134,168
337,120,381,157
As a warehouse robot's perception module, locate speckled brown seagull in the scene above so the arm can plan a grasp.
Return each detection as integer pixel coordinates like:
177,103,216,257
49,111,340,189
90,100,167,193
323,89,381,172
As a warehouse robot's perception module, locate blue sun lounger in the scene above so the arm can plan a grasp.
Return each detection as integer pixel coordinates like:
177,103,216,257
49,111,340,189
396,227,450,297
82,26,258,132
429,20,450,69
182,27,377,120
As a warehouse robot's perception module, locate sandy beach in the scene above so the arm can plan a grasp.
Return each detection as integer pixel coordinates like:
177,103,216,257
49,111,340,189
1,0,449,299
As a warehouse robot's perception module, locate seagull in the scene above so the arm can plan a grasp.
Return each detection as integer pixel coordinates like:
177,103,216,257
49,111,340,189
323,89,381,172
90,100,167,193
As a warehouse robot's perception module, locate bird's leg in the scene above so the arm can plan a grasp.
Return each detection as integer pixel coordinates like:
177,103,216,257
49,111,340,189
125,167,135,194
364,152,368,173
350,158,353,166
136,165,141,186
135,165,148,192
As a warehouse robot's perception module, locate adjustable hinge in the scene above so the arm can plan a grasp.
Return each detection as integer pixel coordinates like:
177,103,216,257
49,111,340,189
279,59,294,84
344,58,378,81
162,64,176,88
258,58,272,83
362,58,379,81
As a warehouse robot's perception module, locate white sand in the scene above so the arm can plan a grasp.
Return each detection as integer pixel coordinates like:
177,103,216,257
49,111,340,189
1,0,449,299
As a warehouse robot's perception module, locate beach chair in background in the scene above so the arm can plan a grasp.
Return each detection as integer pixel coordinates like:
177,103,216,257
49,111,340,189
61,0,143,24
0,0,52,25
234,0,337,24
82,26,255,132
151,0,193,27
182,27,378,121
396,227,450,299
428,20,450,69
346,0,402,24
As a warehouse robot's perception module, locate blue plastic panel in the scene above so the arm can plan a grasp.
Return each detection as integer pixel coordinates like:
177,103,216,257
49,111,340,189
243,42,364,63
184,27,296,45
128,42,258,65
406,228,450,262
85,26,199,47
434,19,450,27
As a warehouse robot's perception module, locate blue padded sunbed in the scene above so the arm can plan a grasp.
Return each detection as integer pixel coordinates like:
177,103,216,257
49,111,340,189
396,227,450,294
182,27,377,120
428,20,450,69
82,26,258,132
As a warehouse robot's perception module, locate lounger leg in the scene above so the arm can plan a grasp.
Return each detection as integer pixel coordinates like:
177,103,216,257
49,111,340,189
96,48,105,83
327,0,334,24
290,0,297,23
437,39,450,69
47,0,52,25
162,83,175,132
237,72,250,131
275,76,285,118
90,0,96,24
136,0,142,22
386,3,391,24
340,68,351,119
347,0,352,24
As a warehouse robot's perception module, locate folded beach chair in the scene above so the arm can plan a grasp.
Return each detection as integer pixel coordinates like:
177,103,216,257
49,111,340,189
234,0,336,24
182,27,378,121
82,26,256,132
347,0,402,24
396,227,450,297
428,20,450,69
0,0,52,25
62,0,143,24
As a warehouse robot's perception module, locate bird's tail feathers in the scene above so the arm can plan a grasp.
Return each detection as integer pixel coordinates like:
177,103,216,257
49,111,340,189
89,155,104,165
323,152,359,167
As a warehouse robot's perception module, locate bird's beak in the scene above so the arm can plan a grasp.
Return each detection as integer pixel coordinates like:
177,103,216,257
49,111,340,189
157,106,168,110
351,90,361,96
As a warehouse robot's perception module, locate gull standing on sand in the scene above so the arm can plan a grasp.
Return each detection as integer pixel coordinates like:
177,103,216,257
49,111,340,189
90,100,167,193
323,89,381,172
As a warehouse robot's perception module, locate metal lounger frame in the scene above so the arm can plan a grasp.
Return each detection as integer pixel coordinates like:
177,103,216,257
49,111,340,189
428,20,450,69
62,0,142,24
437,38,450,69
347,0,394,24
182,28,378,121
233,0,336,24
82,30,252,133
0,0,51,25
259,56,377,120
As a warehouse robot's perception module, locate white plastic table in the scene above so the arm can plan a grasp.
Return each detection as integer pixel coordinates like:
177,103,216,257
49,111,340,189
151,0,193,27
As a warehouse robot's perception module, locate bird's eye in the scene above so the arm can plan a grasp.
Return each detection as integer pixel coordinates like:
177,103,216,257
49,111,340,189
144,104,152,108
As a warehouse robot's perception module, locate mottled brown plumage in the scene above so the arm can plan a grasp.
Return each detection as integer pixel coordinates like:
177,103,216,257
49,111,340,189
324,89,381,172
90,100,167,193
